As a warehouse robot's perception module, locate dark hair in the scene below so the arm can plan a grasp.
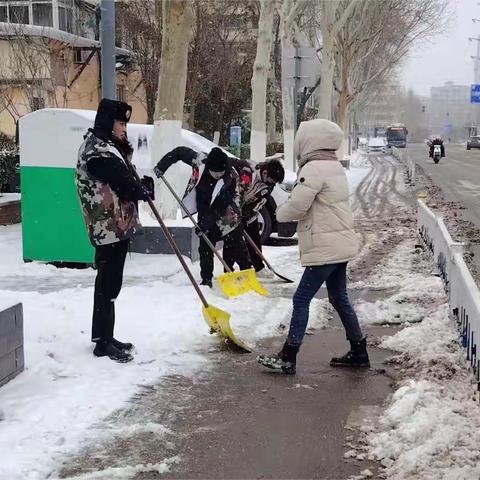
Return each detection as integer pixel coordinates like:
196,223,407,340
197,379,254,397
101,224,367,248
264,159,285,183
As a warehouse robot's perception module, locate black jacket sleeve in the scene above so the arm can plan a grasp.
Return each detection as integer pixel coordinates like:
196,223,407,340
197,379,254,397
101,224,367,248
154,146,197,177
86,155,148,202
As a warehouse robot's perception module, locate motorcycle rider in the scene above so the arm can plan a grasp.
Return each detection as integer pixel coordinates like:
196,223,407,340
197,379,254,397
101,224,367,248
429,137,445,158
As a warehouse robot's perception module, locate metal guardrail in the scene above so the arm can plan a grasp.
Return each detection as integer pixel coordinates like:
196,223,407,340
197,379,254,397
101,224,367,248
392,146,415,184
418,199,480,383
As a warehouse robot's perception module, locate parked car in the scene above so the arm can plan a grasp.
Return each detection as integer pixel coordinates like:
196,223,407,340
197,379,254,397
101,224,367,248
367,137,386,153
466,136,480,150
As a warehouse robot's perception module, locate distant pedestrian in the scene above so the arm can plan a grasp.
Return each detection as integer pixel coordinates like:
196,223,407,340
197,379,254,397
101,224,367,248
257,119,369,374
76,99,154,363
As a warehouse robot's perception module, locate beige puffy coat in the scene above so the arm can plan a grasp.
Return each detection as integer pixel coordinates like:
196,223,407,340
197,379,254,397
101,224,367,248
276,119,358,266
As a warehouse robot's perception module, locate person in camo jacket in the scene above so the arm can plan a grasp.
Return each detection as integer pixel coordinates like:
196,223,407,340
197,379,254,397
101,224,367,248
76,98,154,363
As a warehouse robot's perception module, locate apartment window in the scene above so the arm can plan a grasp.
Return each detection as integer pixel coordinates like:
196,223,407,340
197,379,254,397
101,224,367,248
116,85,125,102
0,5,7,22
33,2,53,27
9,5,29,24
59,0,73,33
74,48,83,64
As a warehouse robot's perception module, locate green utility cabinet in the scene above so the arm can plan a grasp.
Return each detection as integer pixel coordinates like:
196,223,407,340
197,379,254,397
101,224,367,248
19,109,98,263
19,108,225,264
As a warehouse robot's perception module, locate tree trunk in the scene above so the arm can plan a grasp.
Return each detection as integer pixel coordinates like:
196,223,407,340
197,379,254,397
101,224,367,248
317,37,335,119
267,99,276,143
279,0,296,171
317,1,336,120
188,102,196,130
250,0,275,162
151,0,194,219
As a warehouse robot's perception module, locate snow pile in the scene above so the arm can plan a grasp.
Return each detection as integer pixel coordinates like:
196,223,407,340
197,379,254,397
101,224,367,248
354,243,445,326
367,305,480,479
349,150,372,169
63,456,179,480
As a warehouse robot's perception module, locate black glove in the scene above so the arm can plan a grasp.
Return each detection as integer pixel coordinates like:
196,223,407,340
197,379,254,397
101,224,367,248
141,175,155,200
153,165,163,178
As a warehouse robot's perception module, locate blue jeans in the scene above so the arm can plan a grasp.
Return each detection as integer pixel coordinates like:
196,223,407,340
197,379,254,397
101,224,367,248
287,262,363,347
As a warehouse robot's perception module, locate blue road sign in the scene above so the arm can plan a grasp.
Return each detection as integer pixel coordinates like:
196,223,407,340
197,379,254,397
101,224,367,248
471,84,480,103
230,126,241,147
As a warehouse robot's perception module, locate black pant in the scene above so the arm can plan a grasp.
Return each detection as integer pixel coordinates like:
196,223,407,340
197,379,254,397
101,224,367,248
244,218,264,272
199,226,252,282
92,240,129,343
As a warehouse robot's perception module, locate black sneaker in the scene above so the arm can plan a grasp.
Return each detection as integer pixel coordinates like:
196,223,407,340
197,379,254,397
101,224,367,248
257,353,296,374
112,338,134,353
330,338,370,368
93,342,134,363
257,342,299,374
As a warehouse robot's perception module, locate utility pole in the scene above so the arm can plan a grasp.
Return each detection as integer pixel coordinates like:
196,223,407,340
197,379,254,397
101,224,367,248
469,20,480,132
100,0,116,100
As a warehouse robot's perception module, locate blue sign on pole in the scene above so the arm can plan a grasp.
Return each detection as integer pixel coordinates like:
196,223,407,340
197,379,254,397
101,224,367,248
471,84,480,103
230,126,241,157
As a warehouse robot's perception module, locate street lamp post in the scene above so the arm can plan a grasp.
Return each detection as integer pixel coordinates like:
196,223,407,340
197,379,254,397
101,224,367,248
469,27,480,129
100,0,116,100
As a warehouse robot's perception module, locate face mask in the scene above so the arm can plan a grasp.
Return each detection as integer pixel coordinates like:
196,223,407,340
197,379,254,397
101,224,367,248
209,170,225,180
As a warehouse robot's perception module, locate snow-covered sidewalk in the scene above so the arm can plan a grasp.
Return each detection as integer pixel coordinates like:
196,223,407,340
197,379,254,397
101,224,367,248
0,223,305,479
1,155,480,479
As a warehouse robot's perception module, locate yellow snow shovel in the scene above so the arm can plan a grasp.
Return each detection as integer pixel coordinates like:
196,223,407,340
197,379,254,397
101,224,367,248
158,174,268,298
125,159,250,352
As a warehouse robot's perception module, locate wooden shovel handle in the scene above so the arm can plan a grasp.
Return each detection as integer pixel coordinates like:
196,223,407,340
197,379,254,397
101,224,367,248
125,157,209,308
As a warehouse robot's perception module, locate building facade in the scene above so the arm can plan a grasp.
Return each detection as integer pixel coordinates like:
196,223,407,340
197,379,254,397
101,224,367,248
0,0,147,136
429,82,475,141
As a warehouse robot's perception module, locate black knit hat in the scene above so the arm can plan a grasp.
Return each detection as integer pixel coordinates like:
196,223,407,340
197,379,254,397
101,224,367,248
204,147,228,172
93,98,132,140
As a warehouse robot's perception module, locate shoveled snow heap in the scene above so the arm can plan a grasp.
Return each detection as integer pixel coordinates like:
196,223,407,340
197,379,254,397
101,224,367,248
353,243,445,326
367,304,480,479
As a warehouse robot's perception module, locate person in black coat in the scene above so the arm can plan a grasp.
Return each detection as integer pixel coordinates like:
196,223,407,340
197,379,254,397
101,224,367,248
155,147,251,287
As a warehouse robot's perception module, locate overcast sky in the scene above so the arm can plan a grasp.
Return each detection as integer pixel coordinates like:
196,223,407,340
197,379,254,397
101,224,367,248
402,0,479,97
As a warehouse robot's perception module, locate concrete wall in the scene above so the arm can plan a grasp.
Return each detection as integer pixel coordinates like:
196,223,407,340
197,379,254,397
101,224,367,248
0,303,24,388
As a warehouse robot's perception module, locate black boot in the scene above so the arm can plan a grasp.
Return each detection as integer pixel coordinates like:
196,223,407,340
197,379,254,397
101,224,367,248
257,341,299,374
93,341,134,363
200,279,213,288
330,338,370,368
112,338,134,353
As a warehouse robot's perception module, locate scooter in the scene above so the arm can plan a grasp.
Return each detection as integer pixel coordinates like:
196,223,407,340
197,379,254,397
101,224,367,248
433,144,441,164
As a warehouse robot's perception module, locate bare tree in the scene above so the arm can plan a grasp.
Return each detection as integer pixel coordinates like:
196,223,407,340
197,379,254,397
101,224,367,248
185,0,257,143
0,25,75,128
116,0,162,123
151,0,195,218
277,0,309,169
335,0,449,138
250,0,276,161
316,0,357,120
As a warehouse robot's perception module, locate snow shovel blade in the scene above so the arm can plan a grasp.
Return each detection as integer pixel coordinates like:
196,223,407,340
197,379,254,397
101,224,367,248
202,305,251,353
216,268,269,298
202,304,223,332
